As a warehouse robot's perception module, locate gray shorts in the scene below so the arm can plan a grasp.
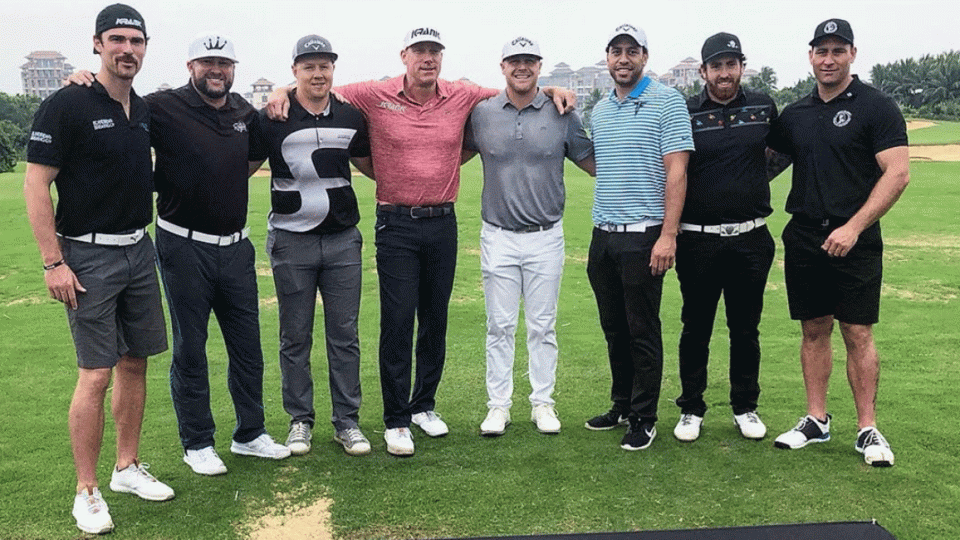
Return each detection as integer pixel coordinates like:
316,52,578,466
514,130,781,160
61,235,168,368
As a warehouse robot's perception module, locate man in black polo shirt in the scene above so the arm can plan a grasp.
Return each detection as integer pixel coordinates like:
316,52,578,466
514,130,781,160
252,35,374,457
149,33,291,473
672,33,781,443
767,19,910,467
24,4,173,534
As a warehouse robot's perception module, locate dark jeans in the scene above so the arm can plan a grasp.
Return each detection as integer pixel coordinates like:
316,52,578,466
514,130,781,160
374,207,458,429
156,228,266,450
675,227,775,416
586,227,664,423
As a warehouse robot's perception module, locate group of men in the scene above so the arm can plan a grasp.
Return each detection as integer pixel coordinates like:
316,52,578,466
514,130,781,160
24,3,909,535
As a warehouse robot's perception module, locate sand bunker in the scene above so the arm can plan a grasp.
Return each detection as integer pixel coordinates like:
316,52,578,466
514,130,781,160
910,144,960,161
906,120,936,130
247,497,333,540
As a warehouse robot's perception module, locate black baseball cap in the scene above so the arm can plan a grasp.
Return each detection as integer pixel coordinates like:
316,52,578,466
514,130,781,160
94,4,147,53
810,18,854,46
701,32,745,64
293,34,338,63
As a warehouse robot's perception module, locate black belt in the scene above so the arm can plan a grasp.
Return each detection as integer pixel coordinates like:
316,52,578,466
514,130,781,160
494,221,557,234
791,214,849,229
378,203,453,219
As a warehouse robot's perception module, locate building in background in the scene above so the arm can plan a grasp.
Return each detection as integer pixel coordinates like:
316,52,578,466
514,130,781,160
248,78,275,110
21,51,74,99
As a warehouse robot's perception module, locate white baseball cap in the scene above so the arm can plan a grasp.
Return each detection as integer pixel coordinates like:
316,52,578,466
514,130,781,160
188,32,238,63
403,26,445,49
501,36,542,60
607,23,648,50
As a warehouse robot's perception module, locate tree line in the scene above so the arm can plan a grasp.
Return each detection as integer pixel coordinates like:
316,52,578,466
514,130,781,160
0,93,41,173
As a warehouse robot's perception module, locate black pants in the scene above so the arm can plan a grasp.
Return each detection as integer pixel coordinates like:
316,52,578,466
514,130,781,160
156,229,266,450
587,227,664,423
674,227,775,416
374,208,458,429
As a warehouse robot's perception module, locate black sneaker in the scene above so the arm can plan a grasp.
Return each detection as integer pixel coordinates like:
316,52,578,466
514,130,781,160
584,410,629,431
620,419,656,451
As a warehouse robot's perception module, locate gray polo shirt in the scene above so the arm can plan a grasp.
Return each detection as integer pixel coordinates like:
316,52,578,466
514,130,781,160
465,90,593,230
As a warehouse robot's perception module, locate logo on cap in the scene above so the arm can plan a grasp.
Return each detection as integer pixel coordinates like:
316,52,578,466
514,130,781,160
615,24,638,33
512,37,534,47
727,40,738,49
411,28,441,40
304,39,326,50
115,17,142,28
833,110,852,127
204,37,228,51
824,21,838,33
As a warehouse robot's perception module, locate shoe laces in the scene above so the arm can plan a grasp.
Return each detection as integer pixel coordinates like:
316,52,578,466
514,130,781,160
535,405,557,419
679,414,698,426
194,446,220,462
130,462,158,482
860,428,889,449
342,428,366,445
420,411,441,422
80,488,107,513
290,422,310,441
741,412,761,424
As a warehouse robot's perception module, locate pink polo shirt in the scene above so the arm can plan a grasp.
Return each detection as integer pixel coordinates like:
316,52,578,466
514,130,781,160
338,76,497,206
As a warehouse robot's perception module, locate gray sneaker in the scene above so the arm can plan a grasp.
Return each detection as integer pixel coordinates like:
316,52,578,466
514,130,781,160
286,422,312,455
334,427,372,456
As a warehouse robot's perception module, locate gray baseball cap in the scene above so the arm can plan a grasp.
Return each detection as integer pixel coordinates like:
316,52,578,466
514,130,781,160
293,34,338,63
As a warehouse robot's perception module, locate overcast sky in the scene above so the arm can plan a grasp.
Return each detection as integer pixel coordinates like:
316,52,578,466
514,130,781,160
3,0,958,97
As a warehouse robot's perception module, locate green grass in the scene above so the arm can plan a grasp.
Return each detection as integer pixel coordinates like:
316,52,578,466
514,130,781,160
0,156,958,540
905,119,960,145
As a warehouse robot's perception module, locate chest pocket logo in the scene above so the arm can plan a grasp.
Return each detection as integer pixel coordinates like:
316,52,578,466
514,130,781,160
233,121,247,133
833,110,852,128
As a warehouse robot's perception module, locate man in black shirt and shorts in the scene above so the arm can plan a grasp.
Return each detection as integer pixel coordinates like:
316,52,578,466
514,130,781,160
24,4,173,534
673,33,780,443
767,19,910,467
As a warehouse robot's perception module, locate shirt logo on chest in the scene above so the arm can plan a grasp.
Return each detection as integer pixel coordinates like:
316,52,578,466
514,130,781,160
833,110,852,128
92,118,115,130
377,101,406,113
233,121,247,133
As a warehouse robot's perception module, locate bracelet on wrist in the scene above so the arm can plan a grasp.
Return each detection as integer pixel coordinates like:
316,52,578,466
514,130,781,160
43,259,65,271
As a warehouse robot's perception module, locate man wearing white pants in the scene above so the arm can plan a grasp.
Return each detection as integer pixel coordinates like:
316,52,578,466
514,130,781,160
465,37,595,436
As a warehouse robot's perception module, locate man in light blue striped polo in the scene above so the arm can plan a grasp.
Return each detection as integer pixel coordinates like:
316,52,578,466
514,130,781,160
583,24,694,451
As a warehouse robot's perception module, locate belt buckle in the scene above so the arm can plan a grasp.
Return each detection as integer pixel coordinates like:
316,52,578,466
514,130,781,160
409,207,422,219
720,224,740,237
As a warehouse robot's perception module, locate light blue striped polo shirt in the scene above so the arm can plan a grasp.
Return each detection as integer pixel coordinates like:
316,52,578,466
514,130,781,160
590,77,694,225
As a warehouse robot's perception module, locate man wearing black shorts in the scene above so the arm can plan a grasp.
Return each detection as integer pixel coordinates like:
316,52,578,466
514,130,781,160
766,19,910,467
24,4,173,534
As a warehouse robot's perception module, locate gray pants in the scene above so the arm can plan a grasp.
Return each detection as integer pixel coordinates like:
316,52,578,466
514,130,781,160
267,227,363,431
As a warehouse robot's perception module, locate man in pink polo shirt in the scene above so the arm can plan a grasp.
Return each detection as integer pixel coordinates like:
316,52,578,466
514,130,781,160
270,26,573,456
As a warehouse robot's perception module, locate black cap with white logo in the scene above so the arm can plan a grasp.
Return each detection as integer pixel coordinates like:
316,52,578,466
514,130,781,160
810,18,854,46
701,32,744,64
94,3,146,53
293,34,338,63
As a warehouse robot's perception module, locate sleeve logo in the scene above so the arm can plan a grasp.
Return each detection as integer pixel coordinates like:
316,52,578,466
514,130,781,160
30,131,52,144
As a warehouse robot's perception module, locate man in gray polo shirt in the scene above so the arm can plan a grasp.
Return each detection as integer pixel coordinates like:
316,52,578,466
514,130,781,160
464,36,595,437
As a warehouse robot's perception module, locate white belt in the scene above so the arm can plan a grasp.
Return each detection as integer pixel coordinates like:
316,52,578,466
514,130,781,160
680,217,766,237
60,228,146,246
157,217,249,247
596,220,663,233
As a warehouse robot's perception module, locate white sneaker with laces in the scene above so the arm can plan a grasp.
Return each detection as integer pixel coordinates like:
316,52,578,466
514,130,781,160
286,422,312,455
673,413,704,442
384,427,415,456
733,411,767,440
335,427,372,456
109,462,175,501
531,404,561,434
73,487,114,534
856,426,895,467
183,446,228,476
231,433,292,459
774,414,831,449
480,407,510,436
411,410,449,437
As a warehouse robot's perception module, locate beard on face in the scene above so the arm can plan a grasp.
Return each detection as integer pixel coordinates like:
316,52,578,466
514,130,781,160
193,73,233,99
707,76,739,101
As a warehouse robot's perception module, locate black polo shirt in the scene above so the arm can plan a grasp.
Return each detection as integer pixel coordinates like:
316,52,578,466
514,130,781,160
254,92,371,234
767,75,907,220
27,81,153,236
147,83,263,236
684,88,778,224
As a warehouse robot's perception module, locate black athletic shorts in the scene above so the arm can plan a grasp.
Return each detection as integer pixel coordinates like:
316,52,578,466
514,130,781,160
782,217,882,325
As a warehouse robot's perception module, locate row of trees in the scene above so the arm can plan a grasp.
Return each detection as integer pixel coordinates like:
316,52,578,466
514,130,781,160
0,92,41,173
871,50,960,120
